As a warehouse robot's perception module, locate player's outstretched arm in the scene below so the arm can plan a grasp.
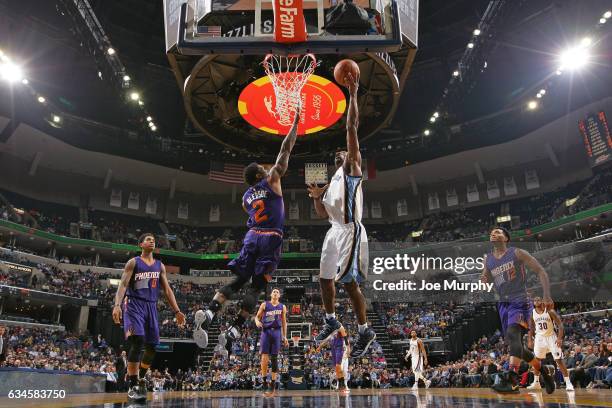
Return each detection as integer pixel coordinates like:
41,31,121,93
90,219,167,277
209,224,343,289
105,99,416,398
307,183,329,218
516,249,552,303
419,339,428,367
269,104,301,186
160,263,186,327
112,258,135,324
345,72,362,177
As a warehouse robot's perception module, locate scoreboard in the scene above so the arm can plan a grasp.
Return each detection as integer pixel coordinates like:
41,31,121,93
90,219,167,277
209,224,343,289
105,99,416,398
579,111,612,168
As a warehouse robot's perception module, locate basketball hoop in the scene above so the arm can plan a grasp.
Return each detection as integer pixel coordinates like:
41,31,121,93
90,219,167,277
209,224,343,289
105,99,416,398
292,335,301,348
263,54,318,127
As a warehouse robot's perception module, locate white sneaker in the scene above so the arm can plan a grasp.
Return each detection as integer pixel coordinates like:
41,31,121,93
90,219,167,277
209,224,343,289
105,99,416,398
566,382,574,392
425,380,431,389
527,381,542,390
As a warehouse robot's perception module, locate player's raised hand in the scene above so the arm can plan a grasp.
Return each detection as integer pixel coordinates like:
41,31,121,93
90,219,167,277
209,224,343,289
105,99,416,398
307,183,328,199
345,72,359,96
175,311,186,327
112,305,122,325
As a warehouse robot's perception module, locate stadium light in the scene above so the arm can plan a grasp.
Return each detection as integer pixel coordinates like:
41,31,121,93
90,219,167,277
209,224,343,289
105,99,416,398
21,78,28,85
146,116,152,122
433,112,439,118
580,37,592,47
0,61,23,83
536,93,542,99
129,91,140,101
452,70,459,77
123,75,130,82
429,116,436,123
52,115,61,123
473,29,481,36
37,96,46,103
604,11,611,19
151,125,157,131
138,100,144,106
467,42,474,49
423,129,431,136
539,89,546,95
107,47,116,55
600,18,607,24
527,100,538,110
556,69,563,75
559,46,590,71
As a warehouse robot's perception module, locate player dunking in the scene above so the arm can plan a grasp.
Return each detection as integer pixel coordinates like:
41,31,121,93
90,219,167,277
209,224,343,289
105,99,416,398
405,330,431,390
193,107,300,348
254,288,288,393
112,233,186,403
527,296,574,391
481,226,556,394
308,72,375,357
316,325,351,392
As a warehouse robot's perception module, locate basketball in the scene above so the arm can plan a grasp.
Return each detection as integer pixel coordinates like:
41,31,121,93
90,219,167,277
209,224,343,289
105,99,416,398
334,59,360,87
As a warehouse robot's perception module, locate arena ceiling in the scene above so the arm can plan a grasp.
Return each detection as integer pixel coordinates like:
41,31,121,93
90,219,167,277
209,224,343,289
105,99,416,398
0,0,610,166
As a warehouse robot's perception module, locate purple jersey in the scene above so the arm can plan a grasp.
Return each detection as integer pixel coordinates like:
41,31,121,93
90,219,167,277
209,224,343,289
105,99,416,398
486,247,527,302
126,256,162,302
243,178,284,231
262,301,284,330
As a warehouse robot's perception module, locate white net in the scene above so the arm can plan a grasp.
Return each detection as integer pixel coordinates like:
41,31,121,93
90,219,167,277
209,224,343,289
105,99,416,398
263,54,318,127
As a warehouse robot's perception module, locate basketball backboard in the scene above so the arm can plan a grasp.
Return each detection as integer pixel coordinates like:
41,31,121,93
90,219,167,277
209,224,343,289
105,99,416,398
163,0,416,55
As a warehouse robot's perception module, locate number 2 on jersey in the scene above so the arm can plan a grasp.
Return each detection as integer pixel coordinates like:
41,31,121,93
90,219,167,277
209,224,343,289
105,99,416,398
253,200,268,223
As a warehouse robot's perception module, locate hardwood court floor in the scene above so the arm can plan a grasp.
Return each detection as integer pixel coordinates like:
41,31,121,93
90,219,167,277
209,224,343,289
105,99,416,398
0,387,610,407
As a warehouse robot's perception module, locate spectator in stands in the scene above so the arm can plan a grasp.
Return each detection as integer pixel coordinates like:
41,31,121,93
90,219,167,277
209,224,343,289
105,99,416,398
0,325,7,364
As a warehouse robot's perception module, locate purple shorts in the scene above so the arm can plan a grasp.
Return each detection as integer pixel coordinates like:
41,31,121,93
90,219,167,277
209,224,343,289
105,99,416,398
331,343,345,366
123,297,159,345
260,328,281,355
229,229,282,279
498,301,531,335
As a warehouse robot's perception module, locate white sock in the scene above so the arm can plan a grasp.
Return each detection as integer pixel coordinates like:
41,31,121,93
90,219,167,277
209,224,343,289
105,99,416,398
564,377,571,384
533,376,540,383
325,313,336,320
358,323,368,334
205,309,214,319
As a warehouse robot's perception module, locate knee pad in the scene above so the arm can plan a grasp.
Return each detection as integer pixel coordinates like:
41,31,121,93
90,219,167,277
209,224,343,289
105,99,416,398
506,324,524,358
271,355,279,372
127,335,144,363
241,293,257,314
142,344,156,366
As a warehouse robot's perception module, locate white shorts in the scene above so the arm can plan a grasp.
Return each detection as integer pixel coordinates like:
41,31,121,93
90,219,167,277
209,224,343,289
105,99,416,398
320,223,368,283
534,334,563,360
412,357,424,373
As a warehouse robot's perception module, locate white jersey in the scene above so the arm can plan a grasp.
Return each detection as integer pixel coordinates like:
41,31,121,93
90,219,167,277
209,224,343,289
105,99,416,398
532,308,555,337
409,338,424,372
322,166,363,226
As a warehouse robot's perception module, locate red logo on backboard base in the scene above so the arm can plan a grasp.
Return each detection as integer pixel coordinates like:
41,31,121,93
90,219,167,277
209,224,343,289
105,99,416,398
238,74,346,135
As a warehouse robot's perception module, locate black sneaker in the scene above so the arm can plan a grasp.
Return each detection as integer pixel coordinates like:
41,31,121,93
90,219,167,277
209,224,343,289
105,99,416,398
193,309,212,348
262,380,269,392
315,317,342,343
492,371,520,394
540,365,556,394
127,385,147,403
350,327,376,358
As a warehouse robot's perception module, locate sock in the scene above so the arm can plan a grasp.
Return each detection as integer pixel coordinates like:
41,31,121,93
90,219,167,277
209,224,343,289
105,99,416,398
358,323,368,334
208,299,222,314
533,375,540,383
564,376,571,384
128,375,138,387
325,313,336,320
